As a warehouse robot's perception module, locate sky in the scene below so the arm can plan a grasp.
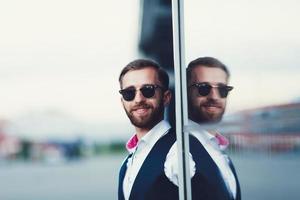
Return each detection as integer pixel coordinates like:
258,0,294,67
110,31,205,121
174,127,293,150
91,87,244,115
0,0,139,124
1,0,299,139
184,0,300,112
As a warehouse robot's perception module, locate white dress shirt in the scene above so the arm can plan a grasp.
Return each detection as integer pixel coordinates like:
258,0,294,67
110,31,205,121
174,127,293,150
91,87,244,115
164,120,237,198
123,120,171,200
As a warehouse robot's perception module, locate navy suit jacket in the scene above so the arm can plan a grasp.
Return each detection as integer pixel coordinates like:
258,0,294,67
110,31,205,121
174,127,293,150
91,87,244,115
118,130,178,200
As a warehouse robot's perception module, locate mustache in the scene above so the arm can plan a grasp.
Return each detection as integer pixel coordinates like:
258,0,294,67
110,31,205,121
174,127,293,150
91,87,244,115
131,103,152,111
202,99,223,108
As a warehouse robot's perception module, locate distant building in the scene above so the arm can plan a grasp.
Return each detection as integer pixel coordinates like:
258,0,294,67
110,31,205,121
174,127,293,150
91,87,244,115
221,102,300,152
0,120,21,159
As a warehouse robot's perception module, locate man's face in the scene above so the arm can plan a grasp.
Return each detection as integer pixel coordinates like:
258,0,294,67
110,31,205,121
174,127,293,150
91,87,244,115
188,66,229,123
120,67,171,129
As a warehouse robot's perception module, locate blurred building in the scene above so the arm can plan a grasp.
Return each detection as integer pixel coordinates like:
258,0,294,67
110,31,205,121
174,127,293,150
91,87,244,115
221,102,300,152
139,0,175,125
0,120,21,160
139,0,173,71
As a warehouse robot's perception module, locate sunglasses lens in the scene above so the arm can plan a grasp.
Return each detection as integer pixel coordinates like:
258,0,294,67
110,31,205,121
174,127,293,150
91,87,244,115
197,84,211,96
218,87,229,98
120,89,136,101
218,85,233,98
140,85,156,98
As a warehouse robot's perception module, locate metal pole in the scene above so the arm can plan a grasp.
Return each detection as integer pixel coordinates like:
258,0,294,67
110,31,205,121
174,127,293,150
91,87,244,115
171,0,191,200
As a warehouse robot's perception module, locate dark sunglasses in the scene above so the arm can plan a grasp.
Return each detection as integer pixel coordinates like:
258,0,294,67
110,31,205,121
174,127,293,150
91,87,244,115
189,82,233,98
119,84,164,101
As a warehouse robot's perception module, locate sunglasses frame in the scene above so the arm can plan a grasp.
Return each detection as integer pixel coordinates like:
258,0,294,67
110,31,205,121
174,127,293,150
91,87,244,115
189,82,233,98
119,84,165,101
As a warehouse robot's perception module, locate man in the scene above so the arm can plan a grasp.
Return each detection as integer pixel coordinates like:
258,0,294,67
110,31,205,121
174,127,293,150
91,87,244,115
118,59,178,200
186,57,241,200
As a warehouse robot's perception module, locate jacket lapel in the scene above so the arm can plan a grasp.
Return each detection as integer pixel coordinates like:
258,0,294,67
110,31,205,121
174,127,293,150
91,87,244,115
118,154,132,200
227,157,241,200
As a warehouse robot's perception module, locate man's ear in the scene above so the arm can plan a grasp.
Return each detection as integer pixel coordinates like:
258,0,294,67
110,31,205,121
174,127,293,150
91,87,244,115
163,90,172,106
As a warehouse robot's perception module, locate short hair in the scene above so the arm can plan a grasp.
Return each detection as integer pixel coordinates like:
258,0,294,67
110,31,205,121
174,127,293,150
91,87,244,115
187,57,230,82
119,59,169,89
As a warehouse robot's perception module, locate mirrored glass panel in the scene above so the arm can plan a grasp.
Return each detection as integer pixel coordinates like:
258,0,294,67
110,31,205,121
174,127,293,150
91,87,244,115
185,1,300,199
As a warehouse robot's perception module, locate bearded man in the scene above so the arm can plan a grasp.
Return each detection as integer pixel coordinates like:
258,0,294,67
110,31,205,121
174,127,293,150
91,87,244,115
118,59,178,200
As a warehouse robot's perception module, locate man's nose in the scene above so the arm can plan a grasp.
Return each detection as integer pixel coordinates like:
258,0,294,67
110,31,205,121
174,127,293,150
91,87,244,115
208,87,220,99
134,90,146,103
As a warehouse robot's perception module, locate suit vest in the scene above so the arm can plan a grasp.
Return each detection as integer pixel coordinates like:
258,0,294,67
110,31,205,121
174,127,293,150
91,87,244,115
118,129,178,200
189,134,241,200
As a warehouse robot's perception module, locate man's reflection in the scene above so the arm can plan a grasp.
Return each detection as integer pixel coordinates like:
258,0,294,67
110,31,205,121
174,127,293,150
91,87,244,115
186,57,241,200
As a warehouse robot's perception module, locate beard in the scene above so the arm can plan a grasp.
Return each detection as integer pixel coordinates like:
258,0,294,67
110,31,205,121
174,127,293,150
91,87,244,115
189,99,225,124
124,101,164,129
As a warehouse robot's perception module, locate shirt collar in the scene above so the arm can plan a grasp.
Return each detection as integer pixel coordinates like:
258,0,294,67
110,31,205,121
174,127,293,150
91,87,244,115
187,119,229,150
187,119,213,142
126,120,171,153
